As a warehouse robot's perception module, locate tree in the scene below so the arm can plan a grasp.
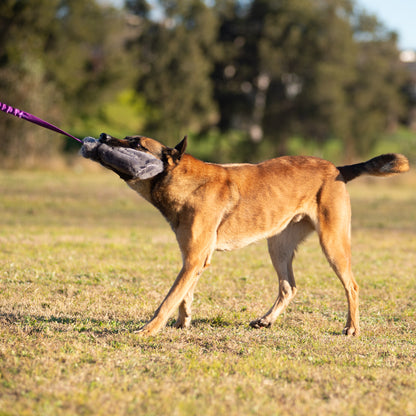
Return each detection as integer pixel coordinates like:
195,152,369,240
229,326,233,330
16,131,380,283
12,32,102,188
212,0,405,159
126,0,219,144
0,0,64,166
43,0,137,136
347,11,405,155
0,0,136,164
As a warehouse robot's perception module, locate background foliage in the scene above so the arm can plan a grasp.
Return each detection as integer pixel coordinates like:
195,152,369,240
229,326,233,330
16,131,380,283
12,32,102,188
0,0,415,165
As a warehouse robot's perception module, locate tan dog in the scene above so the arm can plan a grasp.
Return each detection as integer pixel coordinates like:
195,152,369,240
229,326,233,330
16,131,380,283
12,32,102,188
81,134,409,336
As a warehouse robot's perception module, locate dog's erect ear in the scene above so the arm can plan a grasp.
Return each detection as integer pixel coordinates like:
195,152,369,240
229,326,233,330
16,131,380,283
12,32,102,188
174,136,187,160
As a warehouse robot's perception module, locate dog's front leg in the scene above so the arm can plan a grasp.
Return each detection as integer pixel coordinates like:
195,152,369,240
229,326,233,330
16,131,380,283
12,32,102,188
136,263,203,336
136,210,218,336
174,279,199,329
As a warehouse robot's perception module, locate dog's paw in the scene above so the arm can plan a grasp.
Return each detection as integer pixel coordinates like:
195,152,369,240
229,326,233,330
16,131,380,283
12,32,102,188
342,325,360,336
249,318,272,329
134,327,149,336
134,324,158,337
174,318,191,329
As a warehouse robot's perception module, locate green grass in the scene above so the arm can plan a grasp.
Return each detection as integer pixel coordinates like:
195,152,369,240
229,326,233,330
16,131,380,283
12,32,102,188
0,168,415,416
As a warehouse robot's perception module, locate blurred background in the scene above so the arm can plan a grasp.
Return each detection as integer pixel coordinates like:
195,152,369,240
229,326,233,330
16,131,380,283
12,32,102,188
1,0,415,167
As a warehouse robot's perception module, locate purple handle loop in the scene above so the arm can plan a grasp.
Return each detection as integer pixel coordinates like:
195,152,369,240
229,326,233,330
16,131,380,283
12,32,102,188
0,101,82,143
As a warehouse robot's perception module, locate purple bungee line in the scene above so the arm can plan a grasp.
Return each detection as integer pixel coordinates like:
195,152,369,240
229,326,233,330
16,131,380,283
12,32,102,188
0,101,83,143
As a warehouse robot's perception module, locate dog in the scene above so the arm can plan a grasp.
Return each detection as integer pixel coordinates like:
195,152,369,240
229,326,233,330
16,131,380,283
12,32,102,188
82,133,409,336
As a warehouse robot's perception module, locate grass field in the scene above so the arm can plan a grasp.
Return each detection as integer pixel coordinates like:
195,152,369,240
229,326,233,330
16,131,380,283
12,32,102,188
0,167,415,416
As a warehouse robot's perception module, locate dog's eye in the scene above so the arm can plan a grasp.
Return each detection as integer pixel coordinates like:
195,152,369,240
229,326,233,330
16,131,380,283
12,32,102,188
136,143,148,152
126,138,142,149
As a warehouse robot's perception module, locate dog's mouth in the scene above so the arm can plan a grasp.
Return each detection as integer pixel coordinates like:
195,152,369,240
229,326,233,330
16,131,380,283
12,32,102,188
81,133,164,181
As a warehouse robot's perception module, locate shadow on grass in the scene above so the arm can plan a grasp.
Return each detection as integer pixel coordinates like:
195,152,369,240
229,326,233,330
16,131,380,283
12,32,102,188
1,310,353,340
0,311,147,335
191,316,234,328
1,310,235,335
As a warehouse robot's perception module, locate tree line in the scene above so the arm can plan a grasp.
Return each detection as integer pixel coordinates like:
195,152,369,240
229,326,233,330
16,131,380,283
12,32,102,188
0,0,413,165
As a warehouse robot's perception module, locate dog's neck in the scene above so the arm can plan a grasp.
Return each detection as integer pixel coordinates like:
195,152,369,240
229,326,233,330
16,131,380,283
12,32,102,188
128,154,226,230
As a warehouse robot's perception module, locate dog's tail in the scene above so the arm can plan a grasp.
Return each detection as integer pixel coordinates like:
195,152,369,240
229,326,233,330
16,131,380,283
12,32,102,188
337,153,409,183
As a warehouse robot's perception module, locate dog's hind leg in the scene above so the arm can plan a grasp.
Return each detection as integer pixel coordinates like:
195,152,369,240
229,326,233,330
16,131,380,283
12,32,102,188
319,231,359,336
250,219,313,329
317,183,360,336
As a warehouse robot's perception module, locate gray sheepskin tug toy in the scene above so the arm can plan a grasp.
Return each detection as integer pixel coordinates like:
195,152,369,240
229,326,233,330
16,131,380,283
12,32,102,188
82,136,164,180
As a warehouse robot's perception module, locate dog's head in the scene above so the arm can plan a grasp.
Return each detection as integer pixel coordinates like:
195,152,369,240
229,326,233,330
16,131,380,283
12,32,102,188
81,133,187,181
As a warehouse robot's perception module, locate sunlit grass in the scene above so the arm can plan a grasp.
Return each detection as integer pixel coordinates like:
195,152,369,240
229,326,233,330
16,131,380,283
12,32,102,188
0,169,415,416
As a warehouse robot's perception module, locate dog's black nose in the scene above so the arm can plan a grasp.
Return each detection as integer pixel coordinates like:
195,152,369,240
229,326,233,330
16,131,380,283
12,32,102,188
99,133,109,143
